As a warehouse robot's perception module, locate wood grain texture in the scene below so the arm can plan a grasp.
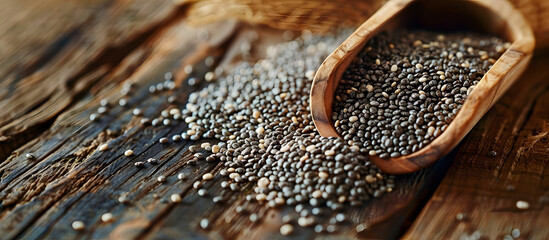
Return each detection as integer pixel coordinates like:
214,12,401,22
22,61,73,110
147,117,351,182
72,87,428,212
0,0,183,161
403,51,549,240
0,0,547,239
310,0,536,174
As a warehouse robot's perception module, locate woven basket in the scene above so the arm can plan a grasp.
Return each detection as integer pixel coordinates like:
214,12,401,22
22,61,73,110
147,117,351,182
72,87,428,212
183,0,548,48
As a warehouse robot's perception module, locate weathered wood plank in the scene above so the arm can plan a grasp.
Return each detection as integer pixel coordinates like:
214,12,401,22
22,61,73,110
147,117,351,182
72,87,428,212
0,0,182,161
0,1,548,239
0,17,239,239
403,52,549,239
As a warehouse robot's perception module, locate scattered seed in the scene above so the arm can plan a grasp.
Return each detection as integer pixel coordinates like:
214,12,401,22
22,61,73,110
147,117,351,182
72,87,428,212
205,72,216,82
298,216,315,227
280,224,294,236
118,98,127,107
124,150,133,156
249,213,259,222
202,173,213,181
177,173,187,180
147,158,158,164
157,175,166,183
97,106,108,114
101,213,114,223
25,153,36,160
511,228,520,238
211,145,221,153
100,99,109,107
172,135,181,142
200,219,210,229
89,113,100,121
72,221,85,231
198,189,208,197
134,161,145,168
213,196,224,203
118,195,130,204
516,200,529,210
98,143,109,151
356,223,367,232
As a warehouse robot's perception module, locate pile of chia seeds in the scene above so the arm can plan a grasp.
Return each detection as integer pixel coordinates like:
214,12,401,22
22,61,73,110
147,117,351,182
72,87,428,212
175,30,395,232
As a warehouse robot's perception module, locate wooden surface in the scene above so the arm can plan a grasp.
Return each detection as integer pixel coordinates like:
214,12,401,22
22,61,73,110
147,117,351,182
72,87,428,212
0,0,547,239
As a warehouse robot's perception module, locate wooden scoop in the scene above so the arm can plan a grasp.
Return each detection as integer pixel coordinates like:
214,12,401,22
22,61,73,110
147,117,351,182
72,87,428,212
310,0,535,174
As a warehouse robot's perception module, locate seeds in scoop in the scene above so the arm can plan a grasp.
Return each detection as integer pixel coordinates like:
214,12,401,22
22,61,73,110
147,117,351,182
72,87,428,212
318,172,329,179
257,177,270,189
124,150,133,156
280,224,294,236
333,30,506,158
72,221,85,231
252,110,261,119
101,213,114,223
325,150,335,156
349,116,358,122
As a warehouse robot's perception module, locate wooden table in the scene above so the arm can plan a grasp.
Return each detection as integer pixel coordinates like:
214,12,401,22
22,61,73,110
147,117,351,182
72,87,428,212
0,0,547,239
